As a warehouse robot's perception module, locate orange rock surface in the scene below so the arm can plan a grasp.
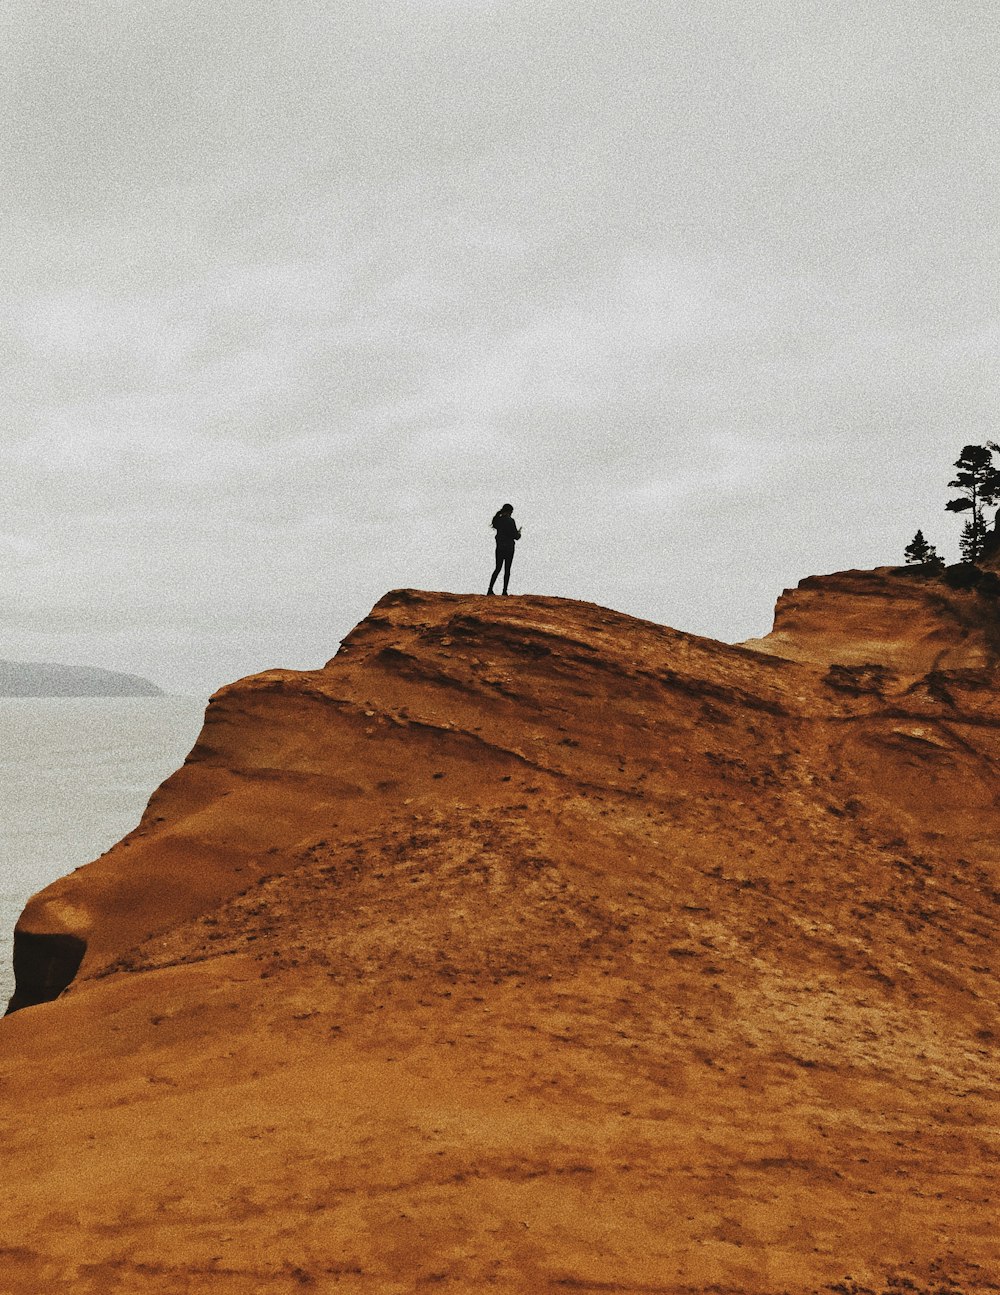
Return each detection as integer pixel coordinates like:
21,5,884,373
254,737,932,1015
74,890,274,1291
3,582,1000,1293
743,566,1000,672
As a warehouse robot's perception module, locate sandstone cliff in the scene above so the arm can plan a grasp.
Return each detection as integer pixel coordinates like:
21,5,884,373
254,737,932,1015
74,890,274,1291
742,565,1000,672
2,583,999,1294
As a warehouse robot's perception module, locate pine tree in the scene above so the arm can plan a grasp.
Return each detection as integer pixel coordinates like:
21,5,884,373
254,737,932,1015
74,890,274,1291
904,529,942,567
946,444,1000,563
960,514,990,564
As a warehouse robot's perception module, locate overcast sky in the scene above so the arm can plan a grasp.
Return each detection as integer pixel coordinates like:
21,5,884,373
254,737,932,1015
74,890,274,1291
1,1,997,693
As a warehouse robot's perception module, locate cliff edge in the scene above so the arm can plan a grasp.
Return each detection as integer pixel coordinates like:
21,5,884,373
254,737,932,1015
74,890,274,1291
2,583,999,1294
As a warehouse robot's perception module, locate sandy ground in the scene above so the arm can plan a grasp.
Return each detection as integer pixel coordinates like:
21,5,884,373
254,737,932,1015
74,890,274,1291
3,579,999,1293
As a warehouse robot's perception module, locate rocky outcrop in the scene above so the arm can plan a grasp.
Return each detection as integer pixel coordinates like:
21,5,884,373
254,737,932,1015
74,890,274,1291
0,659,162,696
2,584,999,1293
742,564,1000,672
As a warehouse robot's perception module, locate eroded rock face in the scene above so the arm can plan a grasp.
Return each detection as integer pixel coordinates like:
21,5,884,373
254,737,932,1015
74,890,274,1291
2,586,999,1293
742,565,1000,672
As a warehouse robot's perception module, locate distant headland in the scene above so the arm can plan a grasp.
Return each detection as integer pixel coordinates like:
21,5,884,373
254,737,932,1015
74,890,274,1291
0,659,163,697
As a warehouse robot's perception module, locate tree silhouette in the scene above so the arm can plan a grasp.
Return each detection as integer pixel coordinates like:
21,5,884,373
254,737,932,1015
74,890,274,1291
903,530,942,568
945,444,1000,562
960,515,990,564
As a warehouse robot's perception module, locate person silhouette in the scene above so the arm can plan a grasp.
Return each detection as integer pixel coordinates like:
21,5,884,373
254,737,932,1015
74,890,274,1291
487,503,521,595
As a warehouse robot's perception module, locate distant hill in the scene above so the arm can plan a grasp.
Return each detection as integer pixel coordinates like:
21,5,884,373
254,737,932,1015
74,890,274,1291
0,659,162,697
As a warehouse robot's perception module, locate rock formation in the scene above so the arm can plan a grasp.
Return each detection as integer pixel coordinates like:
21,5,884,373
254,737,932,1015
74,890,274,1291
2,581,999,1293
742,564,1000,672
0,658,162,696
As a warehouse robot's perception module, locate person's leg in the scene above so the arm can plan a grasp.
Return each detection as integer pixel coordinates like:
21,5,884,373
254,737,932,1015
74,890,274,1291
488,549,504,594
502,550,513,594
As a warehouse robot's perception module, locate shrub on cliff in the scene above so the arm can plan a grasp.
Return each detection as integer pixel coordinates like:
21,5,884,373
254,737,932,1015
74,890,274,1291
943,562,981,590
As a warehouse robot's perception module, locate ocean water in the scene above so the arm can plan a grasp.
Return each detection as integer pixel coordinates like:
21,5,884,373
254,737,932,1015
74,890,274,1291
0,696,208,1009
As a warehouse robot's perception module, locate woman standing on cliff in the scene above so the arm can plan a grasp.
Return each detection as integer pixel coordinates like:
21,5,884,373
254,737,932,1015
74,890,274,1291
487,503,522,595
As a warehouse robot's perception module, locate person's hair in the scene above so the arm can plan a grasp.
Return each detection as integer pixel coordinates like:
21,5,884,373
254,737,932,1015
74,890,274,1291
500,503,513,513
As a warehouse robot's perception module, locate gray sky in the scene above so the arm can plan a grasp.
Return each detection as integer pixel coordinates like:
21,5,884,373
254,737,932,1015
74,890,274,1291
2,1,997,693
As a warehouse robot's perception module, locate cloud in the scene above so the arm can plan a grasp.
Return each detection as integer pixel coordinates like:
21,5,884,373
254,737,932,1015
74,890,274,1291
0,0,997,688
